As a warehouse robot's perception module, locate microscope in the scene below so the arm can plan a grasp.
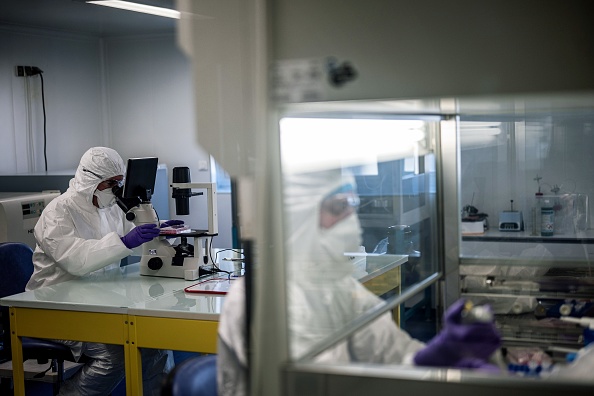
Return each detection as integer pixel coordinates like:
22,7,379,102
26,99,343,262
114,159,218,281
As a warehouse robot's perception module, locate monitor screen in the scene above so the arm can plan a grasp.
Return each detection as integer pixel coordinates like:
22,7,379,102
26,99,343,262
122,157,158,202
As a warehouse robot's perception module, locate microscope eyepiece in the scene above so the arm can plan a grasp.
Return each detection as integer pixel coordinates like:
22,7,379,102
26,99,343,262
172,167,191,215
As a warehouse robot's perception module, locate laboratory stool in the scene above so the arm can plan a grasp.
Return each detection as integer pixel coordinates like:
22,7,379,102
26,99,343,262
0,242,82,395
161,354,217,396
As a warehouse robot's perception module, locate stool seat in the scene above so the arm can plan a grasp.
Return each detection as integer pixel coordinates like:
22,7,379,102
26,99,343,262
162,355,217,396
22,337,76,362
0,242,81,395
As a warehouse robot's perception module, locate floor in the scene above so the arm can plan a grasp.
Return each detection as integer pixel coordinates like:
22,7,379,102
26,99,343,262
0,350,199,396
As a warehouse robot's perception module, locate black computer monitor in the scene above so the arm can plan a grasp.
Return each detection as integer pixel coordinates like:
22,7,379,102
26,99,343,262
122,157,158,202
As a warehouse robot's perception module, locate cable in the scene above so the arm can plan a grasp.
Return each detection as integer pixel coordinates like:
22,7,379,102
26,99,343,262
208,236,215,266
39,72,47,171
33,361,54,378
206,239,237,279
214,248,244,264
27,67,47,171
24,77,34,170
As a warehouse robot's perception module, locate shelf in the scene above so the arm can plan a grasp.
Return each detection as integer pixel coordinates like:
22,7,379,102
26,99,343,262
462,229,594,244
497,314,585,347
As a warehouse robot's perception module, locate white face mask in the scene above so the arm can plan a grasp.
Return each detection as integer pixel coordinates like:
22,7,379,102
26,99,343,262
94,188,116,209
313,213,362,271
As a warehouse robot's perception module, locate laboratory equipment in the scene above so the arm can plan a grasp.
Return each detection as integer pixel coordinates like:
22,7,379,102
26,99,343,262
0,191,60,249
531,192,543,236
114,160,218,281
498,200,524,232
387,225,413,254
461,195,489,235
540,197,555,236
168,166,218,280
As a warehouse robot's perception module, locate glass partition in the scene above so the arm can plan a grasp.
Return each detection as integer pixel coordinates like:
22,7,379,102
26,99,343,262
273,102,594,396
459,111,594,365
278,114,441,362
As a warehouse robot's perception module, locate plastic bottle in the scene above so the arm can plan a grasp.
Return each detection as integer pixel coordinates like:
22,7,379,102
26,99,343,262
460,304,494,324
541,197,555,236
351,246,368,276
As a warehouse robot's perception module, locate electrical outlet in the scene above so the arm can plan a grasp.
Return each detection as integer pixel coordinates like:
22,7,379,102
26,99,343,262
15,65,42,77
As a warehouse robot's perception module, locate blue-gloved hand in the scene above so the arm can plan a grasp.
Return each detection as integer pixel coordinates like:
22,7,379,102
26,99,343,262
120,224,160,249
160,220,184,228
414,299,501,367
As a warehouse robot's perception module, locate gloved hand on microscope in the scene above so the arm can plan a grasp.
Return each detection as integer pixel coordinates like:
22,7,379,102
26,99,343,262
121,220,186,249
414,299,502,371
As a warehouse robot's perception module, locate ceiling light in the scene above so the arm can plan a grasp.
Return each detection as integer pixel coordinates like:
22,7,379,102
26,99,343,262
87,1,180,19
280,118,429,174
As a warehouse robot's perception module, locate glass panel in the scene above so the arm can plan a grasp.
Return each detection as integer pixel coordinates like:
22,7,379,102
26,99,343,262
459,111,594,366
279,115,440,362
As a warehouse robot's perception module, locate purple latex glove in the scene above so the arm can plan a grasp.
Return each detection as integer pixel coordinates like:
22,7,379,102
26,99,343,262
414,299,501,367
120,224,160,249
160,220,184,228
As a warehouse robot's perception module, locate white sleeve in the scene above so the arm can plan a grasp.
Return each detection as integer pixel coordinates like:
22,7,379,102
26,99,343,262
37,211,132,277
349,309,426,364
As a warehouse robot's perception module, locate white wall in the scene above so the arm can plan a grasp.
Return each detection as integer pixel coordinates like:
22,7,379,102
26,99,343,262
460,115,594,232
0,25,106,173
0,26,233,248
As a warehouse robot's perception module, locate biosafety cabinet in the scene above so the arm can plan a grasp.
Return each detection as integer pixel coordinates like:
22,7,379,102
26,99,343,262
177,0,594,395
458,113,594,350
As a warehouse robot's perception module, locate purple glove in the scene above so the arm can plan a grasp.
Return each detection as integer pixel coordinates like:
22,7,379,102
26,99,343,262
120,224,160,249
414,299,501,367
160,220,184,228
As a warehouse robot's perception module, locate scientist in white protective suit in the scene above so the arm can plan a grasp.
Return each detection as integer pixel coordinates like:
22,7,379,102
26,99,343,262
26,147,181,396
217,168,501,396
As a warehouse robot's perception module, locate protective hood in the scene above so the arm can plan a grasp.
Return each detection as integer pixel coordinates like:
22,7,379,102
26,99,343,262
283,168,362,283
283,168,426,363
26,147,134,291
68,147,126,212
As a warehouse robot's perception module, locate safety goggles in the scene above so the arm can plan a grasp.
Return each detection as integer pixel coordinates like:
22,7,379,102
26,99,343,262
83,167,104,179
320,183,360,216
101,179,124,189
319,183,360,229
83,168,124,188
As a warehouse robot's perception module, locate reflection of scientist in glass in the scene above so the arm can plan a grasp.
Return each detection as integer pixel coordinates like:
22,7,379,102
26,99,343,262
217,168,501,396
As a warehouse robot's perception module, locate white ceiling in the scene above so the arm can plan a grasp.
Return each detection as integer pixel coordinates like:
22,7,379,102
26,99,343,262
0,0,177,37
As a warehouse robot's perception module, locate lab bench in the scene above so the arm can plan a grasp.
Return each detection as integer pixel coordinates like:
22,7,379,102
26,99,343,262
0,263,222,396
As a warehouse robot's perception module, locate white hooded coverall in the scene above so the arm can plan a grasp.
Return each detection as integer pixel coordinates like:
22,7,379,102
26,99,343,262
26,147,170,396
217,169,425,396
